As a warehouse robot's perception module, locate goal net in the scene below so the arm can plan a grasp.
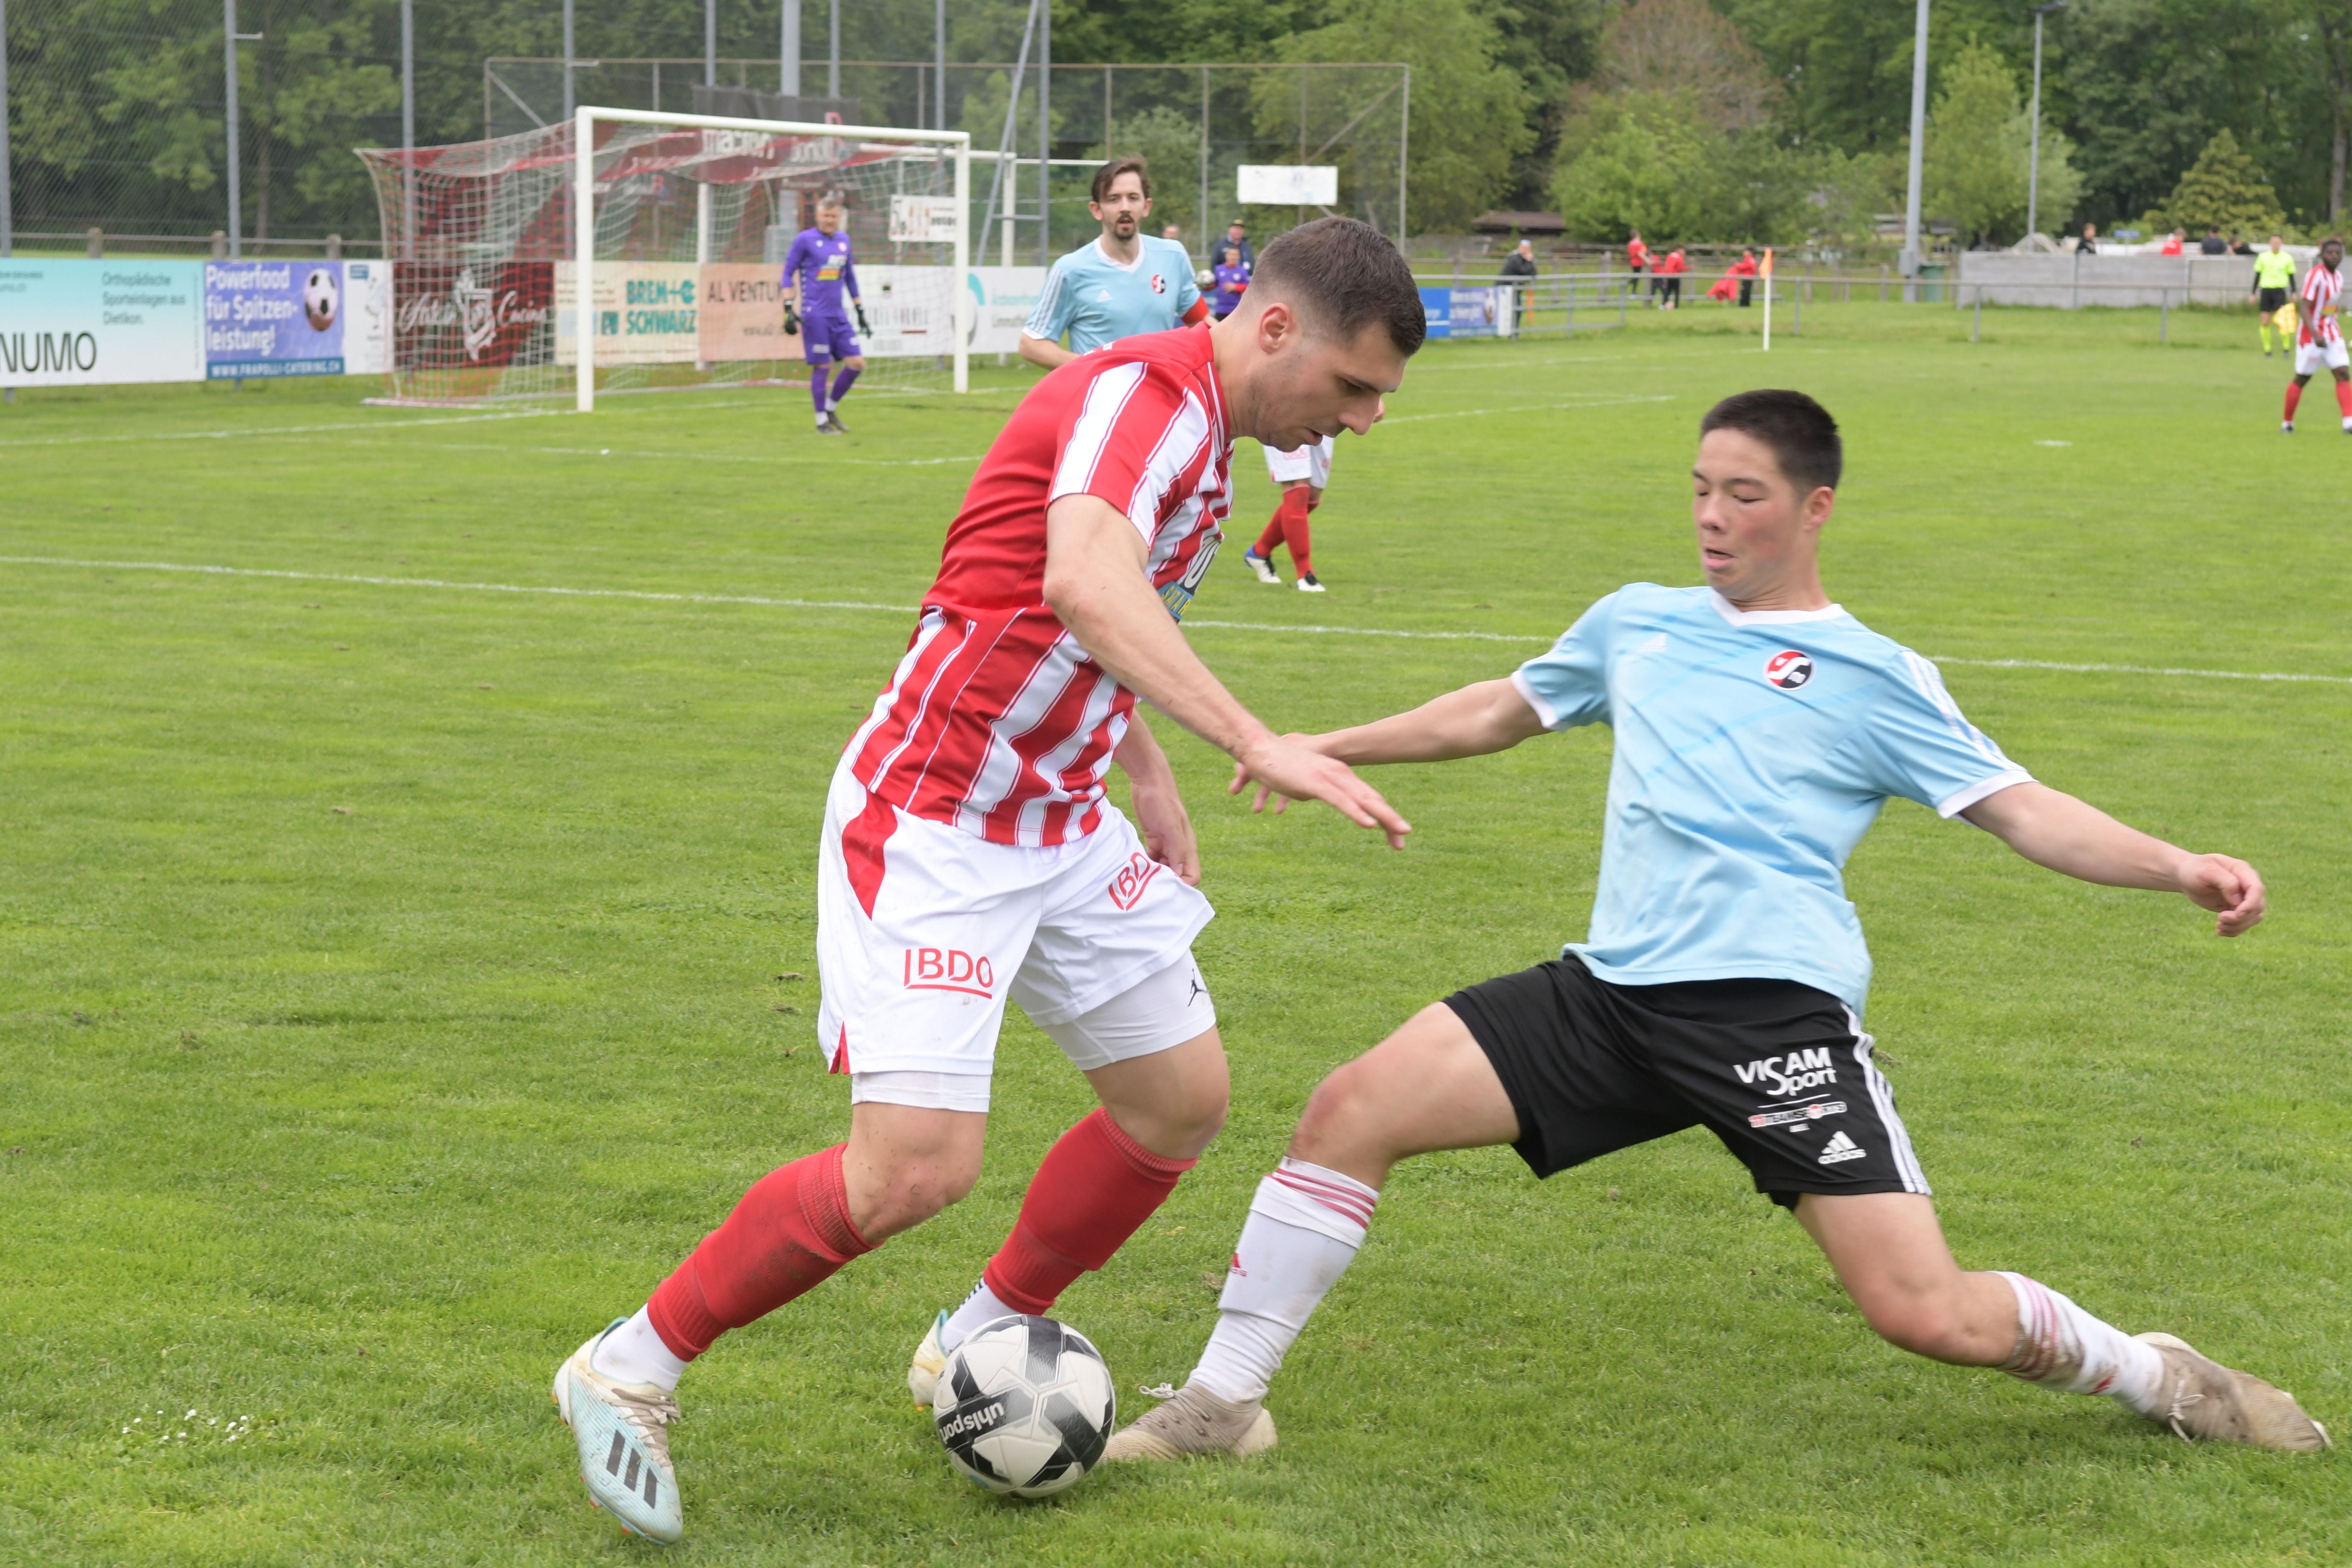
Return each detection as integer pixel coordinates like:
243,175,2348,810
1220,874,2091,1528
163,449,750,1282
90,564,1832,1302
358,109,968,407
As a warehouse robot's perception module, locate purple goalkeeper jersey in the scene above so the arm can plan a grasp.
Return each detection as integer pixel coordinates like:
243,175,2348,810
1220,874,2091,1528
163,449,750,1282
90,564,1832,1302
783,226,859,318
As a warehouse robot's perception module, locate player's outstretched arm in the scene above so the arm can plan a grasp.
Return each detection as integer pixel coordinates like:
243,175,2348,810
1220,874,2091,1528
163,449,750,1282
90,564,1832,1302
1113,716,1200,885
1228,678,1547,814
1018,333,1077,370
1044,495,1410,847
1960,781,2265,936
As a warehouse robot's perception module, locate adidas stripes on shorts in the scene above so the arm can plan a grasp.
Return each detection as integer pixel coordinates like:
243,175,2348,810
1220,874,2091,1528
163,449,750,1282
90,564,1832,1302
1445,958,1928,1209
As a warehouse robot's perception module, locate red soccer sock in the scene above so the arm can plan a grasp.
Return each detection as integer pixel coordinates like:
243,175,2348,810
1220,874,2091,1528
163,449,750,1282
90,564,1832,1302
1278,487,1315,577
2285,381,2304,423
2333,380,2352,419
1254,513,1286,558
981,1108,1195,1315
645,1143,876,1360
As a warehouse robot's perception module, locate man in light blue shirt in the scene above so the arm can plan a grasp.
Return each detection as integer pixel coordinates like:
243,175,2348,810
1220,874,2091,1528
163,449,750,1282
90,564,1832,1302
1107,389,2324,1466
1020,156,1207,369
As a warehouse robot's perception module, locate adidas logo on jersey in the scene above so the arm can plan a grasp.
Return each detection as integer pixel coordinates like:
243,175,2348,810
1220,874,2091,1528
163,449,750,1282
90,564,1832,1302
1817,1130,1868,1165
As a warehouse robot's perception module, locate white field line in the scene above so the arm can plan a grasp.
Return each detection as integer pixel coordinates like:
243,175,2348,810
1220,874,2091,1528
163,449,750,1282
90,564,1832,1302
331,439,984,468
1381,394,1674,425
0,407,572,449
4,553,2348,687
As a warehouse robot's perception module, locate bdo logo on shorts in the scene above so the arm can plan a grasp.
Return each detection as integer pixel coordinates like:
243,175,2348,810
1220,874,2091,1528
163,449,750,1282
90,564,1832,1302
903,948,996,998
1107,851,1162,911
1763,649,1815,690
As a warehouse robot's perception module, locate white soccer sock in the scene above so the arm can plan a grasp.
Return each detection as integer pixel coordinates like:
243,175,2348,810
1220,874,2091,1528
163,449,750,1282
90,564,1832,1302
940,1279,1021,1353
590,1305,690,1392
1188,1158,1377,1404
1997,1271,2164,1415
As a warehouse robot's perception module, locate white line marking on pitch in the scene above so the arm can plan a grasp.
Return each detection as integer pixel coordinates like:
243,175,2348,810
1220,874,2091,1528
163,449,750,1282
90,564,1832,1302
4,553,2347,686
0,407,570,449
336,440,984,467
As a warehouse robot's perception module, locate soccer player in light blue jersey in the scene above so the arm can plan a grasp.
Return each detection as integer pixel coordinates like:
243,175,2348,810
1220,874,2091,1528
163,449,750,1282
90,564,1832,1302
1109,389,2329,1464
781,192,873,434
1019,157,1208,370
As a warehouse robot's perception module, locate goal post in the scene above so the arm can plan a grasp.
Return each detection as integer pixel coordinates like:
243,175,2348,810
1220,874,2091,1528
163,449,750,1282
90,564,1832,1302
570,106,969,413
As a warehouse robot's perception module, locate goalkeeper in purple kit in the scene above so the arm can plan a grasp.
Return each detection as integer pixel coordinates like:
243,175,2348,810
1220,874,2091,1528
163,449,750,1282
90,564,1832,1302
781,192,873,434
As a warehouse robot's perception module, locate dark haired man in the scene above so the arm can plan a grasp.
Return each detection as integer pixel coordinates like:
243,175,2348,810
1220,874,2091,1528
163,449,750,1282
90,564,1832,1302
1021,157,1209,370
1108,388,2327,1464
2283,237,2350,433
553,217,1433,1543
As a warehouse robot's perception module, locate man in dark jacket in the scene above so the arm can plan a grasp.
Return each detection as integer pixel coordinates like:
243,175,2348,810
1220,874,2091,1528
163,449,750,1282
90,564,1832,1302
1499,240,1539,327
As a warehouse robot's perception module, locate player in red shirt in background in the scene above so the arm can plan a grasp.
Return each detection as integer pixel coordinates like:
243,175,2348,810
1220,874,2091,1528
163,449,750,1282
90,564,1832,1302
1627,229,1650,303
550,219,1429,1544
1658,247,1688,309
2283,237,2352,433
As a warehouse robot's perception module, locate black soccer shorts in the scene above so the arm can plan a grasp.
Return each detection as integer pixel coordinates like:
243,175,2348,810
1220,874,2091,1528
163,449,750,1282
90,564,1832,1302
1445,958,1929,1209
2260,286,2290,313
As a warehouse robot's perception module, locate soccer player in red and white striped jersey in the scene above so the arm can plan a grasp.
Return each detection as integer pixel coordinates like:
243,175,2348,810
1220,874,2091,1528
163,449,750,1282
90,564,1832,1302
2283,236,2350,433
551,218,1429,1543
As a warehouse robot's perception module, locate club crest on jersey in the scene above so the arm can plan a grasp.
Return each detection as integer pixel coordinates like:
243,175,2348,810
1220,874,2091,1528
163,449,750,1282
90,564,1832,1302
1763,649,1814,690
1107,851,1162,911
903,947,996,998
1151,273,1168,294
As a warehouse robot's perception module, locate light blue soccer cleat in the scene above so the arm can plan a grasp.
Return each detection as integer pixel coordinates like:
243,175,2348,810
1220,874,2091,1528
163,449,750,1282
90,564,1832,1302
553,1320,684,1544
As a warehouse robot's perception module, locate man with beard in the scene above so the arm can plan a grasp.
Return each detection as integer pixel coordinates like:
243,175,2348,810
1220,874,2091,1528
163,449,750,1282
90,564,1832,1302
1021,158,1209,370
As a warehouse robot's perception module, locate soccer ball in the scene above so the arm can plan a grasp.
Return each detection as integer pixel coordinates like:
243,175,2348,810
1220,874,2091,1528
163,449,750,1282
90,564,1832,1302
1195,268,1215,289
302,267,340,331
931,1315,1114,1497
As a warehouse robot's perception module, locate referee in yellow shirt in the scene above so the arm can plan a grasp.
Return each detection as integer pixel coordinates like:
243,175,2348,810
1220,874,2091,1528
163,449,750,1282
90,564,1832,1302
2253,237,2298,356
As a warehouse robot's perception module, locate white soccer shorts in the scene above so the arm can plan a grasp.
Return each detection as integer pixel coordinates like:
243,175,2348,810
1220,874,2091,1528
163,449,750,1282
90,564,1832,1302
2296,335,2349,376
814,762,1216,1086
1262,434,1334,488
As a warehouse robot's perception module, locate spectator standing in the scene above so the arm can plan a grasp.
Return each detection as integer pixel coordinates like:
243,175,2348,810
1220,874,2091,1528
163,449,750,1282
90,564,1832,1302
2160,229,2184,256
1731,249,1760,307
1499,239,1539,329
2200,226,2230,256
1211,245,1251,319
1658,247,1687,309
2078,223,2099,255
1627,230,1650,302
1223,219,1255,275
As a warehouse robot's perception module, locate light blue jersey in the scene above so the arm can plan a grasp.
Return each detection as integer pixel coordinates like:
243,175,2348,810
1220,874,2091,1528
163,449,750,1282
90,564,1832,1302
1023,236,1203,354
1512,584,2031,1017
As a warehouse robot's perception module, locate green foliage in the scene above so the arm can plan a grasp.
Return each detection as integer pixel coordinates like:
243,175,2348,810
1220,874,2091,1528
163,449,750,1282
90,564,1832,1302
1276,0,1533,232
1923,41,2082,247
2160,130,2289,237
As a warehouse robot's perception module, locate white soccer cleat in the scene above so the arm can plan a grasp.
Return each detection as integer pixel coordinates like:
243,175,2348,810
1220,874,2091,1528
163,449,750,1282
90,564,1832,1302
1102,1382,1277,1462
908,1308,949,1407
554,1320,685,1544
1295,573,1326,593
1244,550,1282,585
2283,421,2296,433
2135,1332,2331,1452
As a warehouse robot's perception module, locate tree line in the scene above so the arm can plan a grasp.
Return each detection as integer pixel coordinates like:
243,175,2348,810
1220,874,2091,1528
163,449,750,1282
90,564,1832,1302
7,0,2345,246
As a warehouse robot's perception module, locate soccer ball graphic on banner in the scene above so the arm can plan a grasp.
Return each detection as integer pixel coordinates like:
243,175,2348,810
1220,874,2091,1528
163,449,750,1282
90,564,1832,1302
932,1315,1115,1497
302,268,340,332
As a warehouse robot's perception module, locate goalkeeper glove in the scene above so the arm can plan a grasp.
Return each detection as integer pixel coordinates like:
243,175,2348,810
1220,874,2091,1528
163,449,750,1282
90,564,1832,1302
782,302,802,337
854,300,873,337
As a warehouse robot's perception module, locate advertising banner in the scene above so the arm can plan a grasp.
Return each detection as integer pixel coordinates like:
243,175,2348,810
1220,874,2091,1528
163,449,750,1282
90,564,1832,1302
204,261,345,378
1448,286,1502,340
0,259,204,386
855,264,956,358
553,262,699,366
342,261,392,375
1418,286,1452,340
396,262,554,372
964,266,1049,354
698,263,800,363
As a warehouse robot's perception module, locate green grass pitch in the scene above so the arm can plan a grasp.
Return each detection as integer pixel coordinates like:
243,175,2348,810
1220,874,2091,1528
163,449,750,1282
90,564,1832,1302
4,300,2348,1565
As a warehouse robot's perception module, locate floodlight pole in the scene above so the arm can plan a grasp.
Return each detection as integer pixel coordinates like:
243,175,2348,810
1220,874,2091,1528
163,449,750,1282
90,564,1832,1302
1900,0,1929,301
1,0,14,258
781,0,799,95
828,0,840,98
1037,0,1050,264
2027,1,2066,242
224,0,242,259
934,0,946,129
563,0,574,122
699,1,716,267
704,0,716,88
400,0,414,260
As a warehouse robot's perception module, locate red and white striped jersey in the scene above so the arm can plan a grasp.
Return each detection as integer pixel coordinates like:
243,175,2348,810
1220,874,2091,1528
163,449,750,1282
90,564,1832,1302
842,327,1230,847
2302,263,2342,344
